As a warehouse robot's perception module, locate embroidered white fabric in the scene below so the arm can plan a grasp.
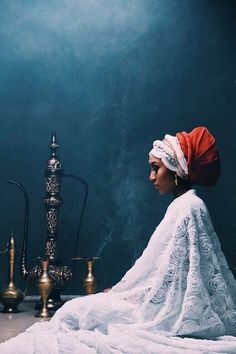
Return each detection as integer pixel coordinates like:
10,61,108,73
150,135,188,179
1,189,236,354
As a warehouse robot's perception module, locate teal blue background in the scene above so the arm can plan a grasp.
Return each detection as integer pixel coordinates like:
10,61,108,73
0,0,235,295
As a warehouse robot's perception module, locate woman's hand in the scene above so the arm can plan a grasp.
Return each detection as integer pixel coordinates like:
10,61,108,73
103,288,111,293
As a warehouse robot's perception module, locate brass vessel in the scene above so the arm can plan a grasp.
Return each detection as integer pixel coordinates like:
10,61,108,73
83,258,97,295
71,257,100,295
35,260,53,318
0,235,24,313
8,131,88,311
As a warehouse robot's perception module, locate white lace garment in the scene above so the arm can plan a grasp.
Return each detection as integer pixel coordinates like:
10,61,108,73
1,189,236,354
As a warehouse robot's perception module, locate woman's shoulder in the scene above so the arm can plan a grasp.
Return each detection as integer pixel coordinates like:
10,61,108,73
166,189,208,222
177,189,207,215
185,189,205,205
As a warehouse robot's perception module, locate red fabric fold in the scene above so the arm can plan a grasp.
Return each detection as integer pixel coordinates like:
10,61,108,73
176,127,220,186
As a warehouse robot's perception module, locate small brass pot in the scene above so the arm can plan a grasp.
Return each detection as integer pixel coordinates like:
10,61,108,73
0,283,24,313
83,258,97,295
0,236,24,313
35,260,53,318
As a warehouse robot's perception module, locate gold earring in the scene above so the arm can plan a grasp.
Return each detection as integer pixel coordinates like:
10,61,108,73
175,174,178,187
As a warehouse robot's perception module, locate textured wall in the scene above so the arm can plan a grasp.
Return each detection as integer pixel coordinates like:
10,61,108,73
0,0,235,295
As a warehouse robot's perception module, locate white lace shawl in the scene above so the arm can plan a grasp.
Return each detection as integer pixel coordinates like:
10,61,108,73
109,189,236,338
1,189,236,354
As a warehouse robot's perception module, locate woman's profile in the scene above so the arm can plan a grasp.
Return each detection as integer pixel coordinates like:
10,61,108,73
1,126,236,353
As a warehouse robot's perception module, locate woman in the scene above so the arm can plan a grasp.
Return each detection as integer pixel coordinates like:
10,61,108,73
1,126,236,353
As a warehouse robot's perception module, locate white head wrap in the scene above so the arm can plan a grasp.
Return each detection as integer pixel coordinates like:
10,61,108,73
149,134,188,179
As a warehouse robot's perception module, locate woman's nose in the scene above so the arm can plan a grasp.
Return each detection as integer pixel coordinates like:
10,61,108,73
149,170,156,182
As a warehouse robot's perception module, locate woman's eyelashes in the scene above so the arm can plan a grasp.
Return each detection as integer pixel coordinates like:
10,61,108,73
151,164,159,172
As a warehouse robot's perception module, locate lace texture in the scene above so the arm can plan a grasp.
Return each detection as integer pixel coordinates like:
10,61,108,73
111,190,236,338
1,189,236,353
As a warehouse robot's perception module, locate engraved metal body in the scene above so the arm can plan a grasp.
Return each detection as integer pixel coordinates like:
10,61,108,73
17,131,72,311
31,131,72,310
12,131,88,310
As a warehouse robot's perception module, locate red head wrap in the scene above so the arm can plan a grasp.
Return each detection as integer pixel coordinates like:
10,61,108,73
176,127,220,187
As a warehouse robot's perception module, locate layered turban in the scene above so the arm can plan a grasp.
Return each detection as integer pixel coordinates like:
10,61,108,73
149,126,220,187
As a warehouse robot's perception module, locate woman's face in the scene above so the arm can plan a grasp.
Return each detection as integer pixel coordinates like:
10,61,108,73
149,154,175,195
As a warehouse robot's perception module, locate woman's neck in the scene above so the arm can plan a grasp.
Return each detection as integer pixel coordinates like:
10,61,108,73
172,186,191,198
